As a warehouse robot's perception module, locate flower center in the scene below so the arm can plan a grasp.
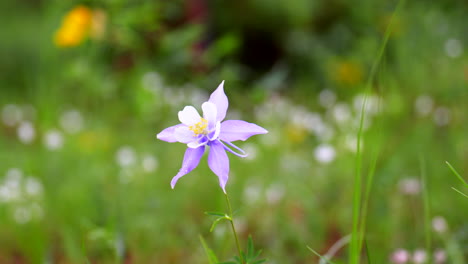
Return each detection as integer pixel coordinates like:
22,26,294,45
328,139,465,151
189,118,208,135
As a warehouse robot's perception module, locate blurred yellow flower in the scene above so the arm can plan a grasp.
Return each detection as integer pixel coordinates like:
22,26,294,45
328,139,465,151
333,61,364,86
54,6,106,47
78,130,111,153
285,124,308,144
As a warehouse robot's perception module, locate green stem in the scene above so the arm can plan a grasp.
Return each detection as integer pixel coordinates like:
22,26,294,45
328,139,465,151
225,192,245,264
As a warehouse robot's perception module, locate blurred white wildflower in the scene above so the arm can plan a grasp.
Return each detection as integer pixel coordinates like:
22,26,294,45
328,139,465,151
116,146,137,167
314,144,336,164
1,168,23,202
242,143,258,161
433,107,451,126
44,129,64,150
265,184,285,205
415,95,434,116
444,38,463,58
0,183,20,203
14,207,32,224
25,177,43,197
413,249,427,264
0,170,44,224
318,89,336,108
432,216,448,234
434,249,446,264
2,104,22,126
6,168,23,182
60,110,84,134
390,249,410,264
141,154,158,173
17,121,35,144
398,178,421,195
332,103,352,124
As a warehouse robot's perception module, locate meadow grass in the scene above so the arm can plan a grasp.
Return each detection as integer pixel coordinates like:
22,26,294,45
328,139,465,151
0,0,467,263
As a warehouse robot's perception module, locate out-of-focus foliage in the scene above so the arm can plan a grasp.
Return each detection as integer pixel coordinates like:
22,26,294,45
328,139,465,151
0,0,467,263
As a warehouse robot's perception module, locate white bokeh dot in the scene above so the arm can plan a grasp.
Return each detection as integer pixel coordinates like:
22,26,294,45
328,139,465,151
44,129,64,150
314,144,336,164
17,121,35,144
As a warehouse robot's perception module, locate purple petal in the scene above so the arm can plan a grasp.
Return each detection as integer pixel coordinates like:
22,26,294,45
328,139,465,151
208,81,228,122
219,120,268,142
157,124,185,142
174,126,196,144
208,140,229,193
171,146,205,188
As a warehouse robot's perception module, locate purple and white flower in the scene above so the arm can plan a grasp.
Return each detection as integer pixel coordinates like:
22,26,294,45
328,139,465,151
156,81,268,192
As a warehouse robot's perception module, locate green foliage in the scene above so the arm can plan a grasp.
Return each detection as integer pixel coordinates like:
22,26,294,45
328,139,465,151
446,161,468,198
200,235,220,264
220,236,266,264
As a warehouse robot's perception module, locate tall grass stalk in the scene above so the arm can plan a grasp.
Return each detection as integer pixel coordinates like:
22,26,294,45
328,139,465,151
349,0,405,263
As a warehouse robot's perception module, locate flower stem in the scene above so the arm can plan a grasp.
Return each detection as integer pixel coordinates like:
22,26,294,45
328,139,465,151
225,192,245,264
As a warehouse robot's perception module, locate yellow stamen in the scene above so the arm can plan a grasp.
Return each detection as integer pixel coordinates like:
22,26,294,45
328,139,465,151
189,118,208,135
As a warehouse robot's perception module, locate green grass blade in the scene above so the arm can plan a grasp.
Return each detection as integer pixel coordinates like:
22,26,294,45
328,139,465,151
199,235,219,264
349,1,406,263
451,187,468,198
364,239,372,264
306,246,337,264
446,161,468,188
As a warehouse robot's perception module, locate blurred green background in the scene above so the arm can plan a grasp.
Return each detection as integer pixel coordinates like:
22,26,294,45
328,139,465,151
0,0,467,263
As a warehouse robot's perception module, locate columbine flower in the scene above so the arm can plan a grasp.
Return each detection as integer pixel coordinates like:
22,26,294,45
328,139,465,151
156,81,268,192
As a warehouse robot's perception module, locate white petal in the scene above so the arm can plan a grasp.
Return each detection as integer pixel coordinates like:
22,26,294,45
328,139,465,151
202,102,217,125
178,106,201,126
174,126,195,143
209,121,221,140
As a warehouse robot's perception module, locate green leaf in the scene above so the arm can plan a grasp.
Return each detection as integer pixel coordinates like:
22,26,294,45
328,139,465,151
199,235,219,264
205,211,228,217
247,236,255,258
210,216,230,232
